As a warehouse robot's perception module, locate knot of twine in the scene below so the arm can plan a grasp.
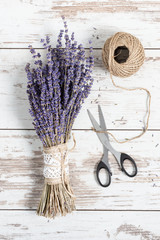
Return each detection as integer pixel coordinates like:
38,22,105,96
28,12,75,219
43,134,76,197
96,32,151,143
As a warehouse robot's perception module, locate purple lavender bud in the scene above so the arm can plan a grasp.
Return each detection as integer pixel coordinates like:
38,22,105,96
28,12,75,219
46,35,50,44
26,18,94,147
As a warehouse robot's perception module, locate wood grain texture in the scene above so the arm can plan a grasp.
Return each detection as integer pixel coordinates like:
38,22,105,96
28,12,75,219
0,0,160,238
0,130,160,210
0,211,160,240
0,49,159,130
0,0,160,48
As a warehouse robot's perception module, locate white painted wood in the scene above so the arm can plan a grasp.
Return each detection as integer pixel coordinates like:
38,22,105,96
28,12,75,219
0,0,160,237
0,210,160,240
0,0,160,48
0,49,159,129
0,130,160,210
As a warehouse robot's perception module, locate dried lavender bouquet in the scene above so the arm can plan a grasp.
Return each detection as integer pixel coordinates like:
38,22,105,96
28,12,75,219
25,18,94,218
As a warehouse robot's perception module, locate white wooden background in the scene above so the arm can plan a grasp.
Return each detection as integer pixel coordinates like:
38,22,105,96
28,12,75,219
0,0,160,239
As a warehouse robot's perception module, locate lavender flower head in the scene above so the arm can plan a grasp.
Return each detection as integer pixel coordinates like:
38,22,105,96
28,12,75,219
25,18,94,147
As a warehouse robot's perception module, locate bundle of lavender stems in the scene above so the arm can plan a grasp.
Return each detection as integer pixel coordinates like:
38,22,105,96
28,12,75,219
25,18,94,218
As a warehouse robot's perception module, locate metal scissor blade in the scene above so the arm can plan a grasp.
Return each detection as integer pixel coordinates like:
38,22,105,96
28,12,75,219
98,105,109,140
98,105,109,161
87,109,121,162
88,109,111,173
87,109,103,133
87,109,109,147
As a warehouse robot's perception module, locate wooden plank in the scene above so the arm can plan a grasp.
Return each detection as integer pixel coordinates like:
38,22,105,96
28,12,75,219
0,49,159,130
0,0,160,48
0,130,160,210
0,210,160,240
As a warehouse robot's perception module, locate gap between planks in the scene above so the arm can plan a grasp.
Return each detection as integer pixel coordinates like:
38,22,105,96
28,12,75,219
0,129,160,131
0,209,160,212
0,48,160,50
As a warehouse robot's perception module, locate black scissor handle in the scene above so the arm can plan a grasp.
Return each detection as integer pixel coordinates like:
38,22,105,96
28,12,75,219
120,153,138,177
96,161,112,187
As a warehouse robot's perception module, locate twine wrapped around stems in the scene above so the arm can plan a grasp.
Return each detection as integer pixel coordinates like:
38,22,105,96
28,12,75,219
93,32,151,143
37,137,76,218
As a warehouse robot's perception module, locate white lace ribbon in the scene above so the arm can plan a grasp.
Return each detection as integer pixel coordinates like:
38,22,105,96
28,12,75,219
43,150,69,180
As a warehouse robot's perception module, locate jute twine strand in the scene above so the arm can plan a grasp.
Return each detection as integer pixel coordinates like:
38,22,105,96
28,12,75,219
43,133,76,198
94,32,151,143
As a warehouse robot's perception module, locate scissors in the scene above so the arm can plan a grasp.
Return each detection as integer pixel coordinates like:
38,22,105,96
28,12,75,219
87,105,138,187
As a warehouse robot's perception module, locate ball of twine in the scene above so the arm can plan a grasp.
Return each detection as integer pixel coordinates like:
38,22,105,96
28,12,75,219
102,32,145,78
93,32,151,144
